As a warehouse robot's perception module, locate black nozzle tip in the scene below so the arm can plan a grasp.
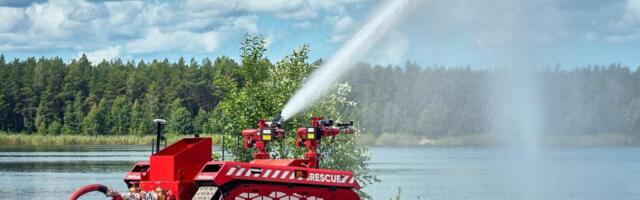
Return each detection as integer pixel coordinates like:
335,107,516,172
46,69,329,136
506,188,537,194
271,113,284,127
337,120,354,127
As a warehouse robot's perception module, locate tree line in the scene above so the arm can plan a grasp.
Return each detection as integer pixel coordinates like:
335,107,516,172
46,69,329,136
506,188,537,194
0,36,378,196
1,48,639,139
344,63,640,138
0,52,241,136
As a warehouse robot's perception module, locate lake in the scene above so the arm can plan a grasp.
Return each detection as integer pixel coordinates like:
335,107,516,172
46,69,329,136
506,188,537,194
0,145,638,199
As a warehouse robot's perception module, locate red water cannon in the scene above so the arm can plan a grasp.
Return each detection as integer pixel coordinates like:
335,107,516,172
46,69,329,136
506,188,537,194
296,116,354,168
242,115,285,159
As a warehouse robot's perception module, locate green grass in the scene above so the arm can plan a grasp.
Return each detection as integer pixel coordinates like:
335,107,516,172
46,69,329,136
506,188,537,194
0,132,223,146
2,131,639,147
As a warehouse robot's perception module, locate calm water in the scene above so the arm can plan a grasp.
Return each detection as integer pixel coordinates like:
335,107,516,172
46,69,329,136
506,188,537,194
0,146,638,199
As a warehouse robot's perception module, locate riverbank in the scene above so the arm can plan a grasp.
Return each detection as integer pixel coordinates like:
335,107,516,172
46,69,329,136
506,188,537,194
0,132,222,146
2,132,639,147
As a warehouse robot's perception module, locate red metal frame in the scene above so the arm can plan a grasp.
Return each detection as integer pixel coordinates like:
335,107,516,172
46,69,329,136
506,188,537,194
223,183,359,200
70,117,360,200
139,138,211,200
195,161,360,189
242,119,285,159
295,117,353,168
123,161,149,188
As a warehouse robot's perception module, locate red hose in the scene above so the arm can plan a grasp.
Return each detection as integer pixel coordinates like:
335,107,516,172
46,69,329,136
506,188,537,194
68,184,122,200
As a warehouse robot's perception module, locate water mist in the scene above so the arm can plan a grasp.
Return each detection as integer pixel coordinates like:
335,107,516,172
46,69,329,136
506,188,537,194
281,0,409,120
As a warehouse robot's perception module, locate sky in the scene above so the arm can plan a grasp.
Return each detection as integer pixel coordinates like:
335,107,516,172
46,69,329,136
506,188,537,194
0,0,638,68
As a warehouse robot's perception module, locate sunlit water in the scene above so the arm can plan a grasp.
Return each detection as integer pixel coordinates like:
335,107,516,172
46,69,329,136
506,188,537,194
0,145,638,199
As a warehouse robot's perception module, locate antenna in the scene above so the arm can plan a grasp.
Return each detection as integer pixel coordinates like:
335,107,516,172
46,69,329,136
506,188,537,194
152,119,166,154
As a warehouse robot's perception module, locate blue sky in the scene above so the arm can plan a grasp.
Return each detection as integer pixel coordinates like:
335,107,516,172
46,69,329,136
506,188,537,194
0,0,638,68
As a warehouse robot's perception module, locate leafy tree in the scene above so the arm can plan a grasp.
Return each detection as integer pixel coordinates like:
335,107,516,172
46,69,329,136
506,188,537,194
168,98,194,135
212,41,377,198
62,100,76,135
35,101,50,135
126,61,150,101
19,86,37,133
62,55,91,100
193,108,210,134
109,95,132,134
62,92,87,135
129,100,147,136
238,34,270,87
82,99,109,135
143,82,162,119
48,120,62,135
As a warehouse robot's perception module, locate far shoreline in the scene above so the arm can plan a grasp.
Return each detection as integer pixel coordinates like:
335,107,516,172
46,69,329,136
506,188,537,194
2,132,639,147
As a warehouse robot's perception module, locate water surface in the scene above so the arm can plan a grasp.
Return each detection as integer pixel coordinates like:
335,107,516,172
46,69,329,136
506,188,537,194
0,145,638,199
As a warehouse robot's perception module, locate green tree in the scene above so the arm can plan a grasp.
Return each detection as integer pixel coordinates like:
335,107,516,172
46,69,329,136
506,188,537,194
19,86,37,133
129,100,147,136
35,101,50,135
143,82,162,119
239,34,270,87
212,41,377,198
109,95,132,134
167,98,194,135
194,108,210,134
62,92,87,135
126,61,150,101
48,120,62,135
82,99,109,135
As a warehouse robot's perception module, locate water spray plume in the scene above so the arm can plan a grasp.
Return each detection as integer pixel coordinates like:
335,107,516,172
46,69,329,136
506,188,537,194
281,0,409,120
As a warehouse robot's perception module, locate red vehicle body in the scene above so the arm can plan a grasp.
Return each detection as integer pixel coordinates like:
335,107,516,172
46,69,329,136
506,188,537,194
69,117,360,200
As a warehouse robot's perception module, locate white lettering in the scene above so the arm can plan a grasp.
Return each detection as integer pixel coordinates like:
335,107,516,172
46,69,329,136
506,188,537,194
307,173,345,183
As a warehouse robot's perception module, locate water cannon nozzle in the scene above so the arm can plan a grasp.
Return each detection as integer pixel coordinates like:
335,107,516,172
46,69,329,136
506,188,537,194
270,113,284,128
336,121,354,128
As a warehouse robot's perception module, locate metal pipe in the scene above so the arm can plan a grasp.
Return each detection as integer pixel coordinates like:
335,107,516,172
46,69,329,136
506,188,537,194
152,119,166,154
156,122,161,153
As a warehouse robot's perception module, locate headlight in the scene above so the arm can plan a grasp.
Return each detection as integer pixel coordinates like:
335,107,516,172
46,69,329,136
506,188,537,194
262,134,272,141
306,128,316,139
261,129,272,141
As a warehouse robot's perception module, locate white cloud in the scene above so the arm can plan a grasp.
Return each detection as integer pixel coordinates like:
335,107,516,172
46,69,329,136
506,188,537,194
79,46,121,63
605,0,640,43
241,0,304,12
326,15,357,43
183,0,304,17
293,21,313,29
182,0,236,18
0,0,371,57
225,15,259,33
24,1,72,39
0,7,26,32
333,15,355,33
103,1,147,36
276,5,318,19
626,0,640,21
605,33,640,43
183,0,363,20
125,28,221,54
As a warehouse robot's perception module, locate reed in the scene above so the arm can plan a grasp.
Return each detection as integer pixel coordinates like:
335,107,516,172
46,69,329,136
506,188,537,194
0,132,223,146
3,131,638,147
